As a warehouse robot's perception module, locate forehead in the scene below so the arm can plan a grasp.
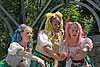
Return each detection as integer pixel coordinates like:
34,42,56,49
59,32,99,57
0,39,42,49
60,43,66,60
24,26,32,32
51,17,60,24
70,23,78,29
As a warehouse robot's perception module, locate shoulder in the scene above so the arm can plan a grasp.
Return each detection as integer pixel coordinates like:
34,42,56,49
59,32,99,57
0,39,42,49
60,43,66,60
9,42,24,49
81,37,93,47
38,30,48,35
83,37,92,43
10,42,19,47
37,30,49,43
61,40,67,47
81,37,93,51
38,30,48,39
8,42,24,55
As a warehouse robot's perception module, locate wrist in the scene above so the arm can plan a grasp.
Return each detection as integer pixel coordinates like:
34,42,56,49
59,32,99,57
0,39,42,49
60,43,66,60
82,47,88,52
37,59,40,63
36,57,41,63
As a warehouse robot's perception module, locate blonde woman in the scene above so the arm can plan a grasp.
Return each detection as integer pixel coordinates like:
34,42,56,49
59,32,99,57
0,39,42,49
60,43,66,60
30,11,66,67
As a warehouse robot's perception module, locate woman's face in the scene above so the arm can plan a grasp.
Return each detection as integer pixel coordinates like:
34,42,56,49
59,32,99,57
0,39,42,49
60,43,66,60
21,27,33,42
69,24,78,38
51,17,61,32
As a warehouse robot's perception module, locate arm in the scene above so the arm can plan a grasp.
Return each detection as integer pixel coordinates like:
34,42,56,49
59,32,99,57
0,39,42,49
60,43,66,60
18,50,45,67
43,45,59,60
82,38,93,52
8,42,44,67
59,40,68,60
73,38,93,60
38,31,59,60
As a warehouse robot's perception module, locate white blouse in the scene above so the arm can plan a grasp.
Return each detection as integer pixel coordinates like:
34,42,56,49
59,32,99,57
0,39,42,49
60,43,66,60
6,42,31,67
8,42,24,55
36,31,52,57
61,37,93,54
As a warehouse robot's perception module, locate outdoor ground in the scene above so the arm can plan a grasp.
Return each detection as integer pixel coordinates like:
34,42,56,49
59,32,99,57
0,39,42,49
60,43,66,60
93,45,100,67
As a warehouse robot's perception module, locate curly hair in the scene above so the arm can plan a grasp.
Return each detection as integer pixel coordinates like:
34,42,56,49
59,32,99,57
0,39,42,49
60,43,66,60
44,11,64,40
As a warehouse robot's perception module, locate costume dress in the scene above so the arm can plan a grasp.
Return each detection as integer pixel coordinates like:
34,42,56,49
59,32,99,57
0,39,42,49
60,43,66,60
6,42,31,67
0,42,32,67
30,30,64,67
61,38,94,67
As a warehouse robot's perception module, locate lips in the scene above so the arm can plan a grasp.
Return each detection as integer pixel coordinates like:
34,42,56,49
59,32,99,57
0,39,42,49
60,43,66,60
28,36,32,40
73,35,76,36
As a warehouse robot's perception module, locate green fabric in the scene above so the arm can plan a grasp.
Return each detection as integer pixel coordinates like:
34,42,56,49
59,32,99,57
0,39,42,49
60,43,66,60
30,50,54,67
58,60,66,67
0,59,7,67
0,53,94,67
71,54,94,67
0,50,54,67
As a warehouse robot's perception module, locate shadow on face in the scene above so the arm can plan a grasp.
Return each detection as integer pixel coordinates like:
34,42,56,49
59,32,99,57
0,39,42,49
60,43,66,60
20,26,33,42
50,15,61,32
69,23,78,38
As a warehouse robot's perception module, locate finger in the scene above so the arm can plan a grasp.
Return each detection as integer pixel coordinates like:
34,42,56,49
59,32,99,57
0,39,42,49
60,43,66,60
41,63,45,67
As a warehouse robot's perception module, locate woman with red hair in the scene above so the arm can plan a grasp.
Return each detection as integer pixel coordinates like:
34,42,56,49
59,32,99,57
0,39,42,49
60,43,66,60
62,22,94,67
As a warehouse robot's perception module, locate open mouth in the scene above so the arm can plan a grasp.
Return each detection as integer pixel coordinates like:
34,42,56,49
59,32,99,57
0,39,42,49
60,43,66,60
28,37,32,40
73,35,77,36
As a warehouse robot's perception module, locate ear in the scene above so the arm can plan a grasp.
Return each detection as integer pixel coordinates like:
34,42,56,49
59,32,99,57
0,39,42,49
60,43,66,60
19,32,23,41
20,32,23,38
20,32,22,36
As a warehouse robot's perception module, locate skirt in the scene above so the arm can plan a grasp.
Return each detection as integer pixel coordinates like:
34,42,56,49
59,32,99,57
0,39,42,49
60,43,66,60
71,54,94,67
30,50,54,67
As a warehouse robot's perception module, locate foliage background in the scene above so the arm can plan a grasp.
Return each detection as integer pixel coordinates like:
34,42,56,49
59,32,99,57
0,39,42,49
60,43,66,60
0,0,99,58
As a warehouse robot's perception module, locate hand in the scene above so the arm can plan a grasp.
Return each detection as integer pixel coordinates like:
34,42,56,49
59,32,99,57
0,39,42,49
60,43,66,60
54,59,58,67
60,52,67,61
37,59,45,67
53,53,59,60
25,48,32,52
75,49,86,59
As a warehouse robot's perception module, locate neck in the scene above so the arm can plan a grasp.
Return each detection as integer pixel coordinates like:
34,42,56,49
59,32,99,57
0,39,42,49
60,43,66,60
69,37,77,45
19,41,28,48
54,31,59,33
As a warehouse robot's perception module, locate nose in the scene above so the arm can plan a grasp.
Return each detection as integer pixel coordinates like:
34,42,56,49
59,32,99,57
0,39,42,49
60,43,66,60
28,33,32,37
56,24,60,28
56,25,59,28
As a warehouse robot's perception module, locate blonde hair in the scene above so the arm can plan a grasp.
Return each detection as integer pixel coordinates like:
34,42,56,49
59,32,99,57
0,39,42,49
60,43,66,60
44,11,64,40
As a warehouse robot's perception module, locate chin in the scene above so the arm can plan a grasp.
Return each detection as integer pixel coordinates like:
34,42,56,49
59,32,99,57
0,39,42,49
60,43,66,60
25,40,29,43
72,35,77,37
56,30,60,32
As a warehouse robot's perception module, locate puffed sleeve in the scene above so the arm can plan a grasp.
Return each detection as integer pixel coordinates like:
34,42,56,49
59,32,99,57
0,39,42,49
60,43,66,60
83,38,93,51
59,40,68,53
8,42,24,55
37,31,52,47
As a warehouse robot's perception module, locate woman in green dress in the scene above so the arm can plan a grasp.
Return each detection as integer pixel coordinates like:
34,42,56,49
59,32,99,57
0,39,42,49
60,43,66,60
63,22,94,67
30,11,66,67
5,24,45,67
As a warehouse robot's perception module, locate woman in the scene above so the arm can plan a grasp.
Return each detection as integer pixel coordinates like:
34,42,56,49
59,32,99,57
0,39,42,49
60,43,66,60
6,24,45,67
30,11,66,67
63,22,94,67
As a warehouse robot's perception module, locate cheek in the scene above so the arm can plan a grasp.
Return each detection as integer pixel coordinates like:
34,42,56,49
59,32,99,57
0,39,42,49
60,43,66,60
52,24,56,29
69,30,73,34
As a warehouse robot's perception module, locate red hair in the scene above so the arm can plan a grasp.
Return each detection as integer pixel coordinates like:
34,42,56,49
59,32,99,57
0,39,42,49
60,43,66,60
65,22,83,46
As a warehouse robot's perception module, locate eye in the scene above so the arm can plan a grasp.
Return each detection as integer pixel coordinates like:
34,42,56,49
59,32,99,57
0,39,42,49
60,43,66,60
26,32,30,34
30,32,32,34
54,23,60,26
58,23,60,25
72,29,74,32
76,30,78,32
55,24,57,26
